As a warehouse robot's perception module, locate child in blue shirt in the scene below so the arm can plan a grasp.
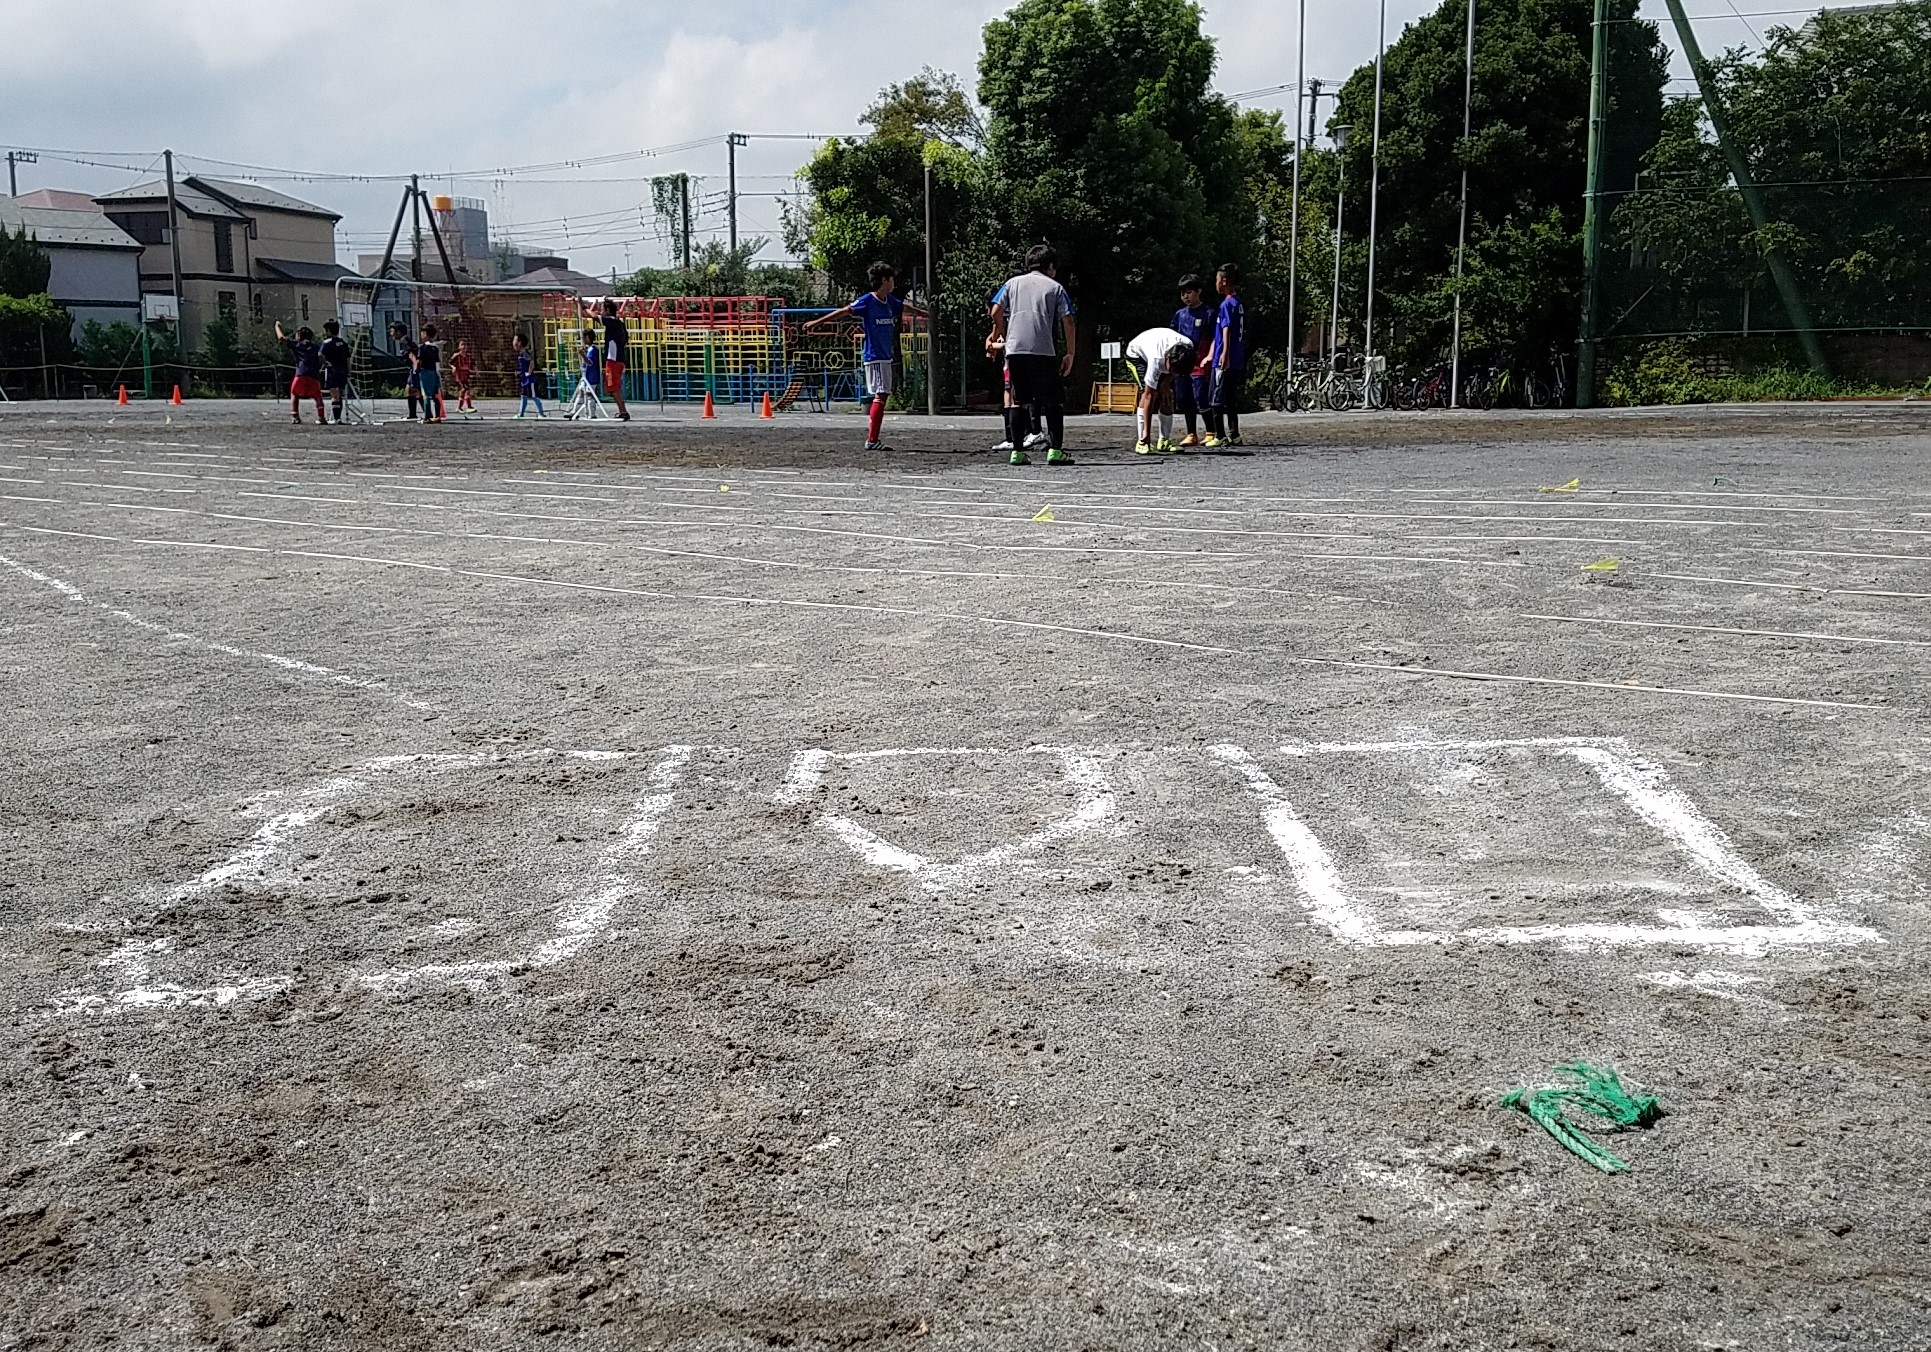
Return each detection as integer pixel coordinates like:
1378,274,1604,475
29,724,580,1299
807,261,922,452
1207,263,1247,447
1171,274,1217,446
513,333,545,417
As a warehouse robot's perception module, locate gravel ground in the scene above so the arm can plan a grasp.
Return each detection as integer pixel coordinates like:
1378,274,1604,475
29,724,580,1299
1,398,1927,1350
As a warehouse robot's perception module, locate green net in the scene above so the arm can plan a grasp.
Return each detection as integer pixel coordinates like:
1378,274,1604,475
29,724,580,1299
1500,1062,1663,1174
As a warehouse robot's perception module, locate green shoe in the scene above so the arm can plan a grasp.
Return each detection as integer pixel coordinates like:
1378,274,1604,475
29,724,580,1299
1009,449,1031,466
1156,438,1178,453
1224,434,1245,447
1045,448,1074,466
1133,439,1154,455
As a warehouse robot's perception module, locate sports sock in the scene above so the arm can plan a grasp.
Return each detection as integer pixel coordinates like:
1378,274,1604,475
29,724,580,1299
867,397,886,443
1008,406,1027,447
332,397,344,422
1159,413,1173,441
314,398,327,423
1135,407,1150,442
1226,408,1240,440
1045,408,1065,449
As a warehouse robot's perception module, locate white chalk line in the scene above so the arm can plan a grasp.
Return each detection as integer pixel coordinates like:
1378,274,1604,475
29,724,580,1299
1217,738,1881,953
1292,656,1881,710
50,749,694,1013
1523,613,1931,649
1649,571,1931,601
0,549,440,713
776,746,1118,893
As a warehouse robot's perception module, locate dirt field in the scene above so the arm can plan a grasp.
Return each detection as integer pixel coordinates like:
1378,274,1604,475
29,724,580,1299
1,398,1927,1350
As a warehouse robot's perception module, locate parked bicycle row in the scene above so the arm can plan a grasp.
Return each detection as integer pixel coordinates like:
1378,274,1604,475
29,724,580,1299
1265,351,1576,412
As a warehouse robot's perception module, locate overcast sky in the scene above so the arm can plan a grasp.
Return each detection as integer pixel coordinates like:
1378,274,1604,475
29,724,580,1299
0,0,1876,277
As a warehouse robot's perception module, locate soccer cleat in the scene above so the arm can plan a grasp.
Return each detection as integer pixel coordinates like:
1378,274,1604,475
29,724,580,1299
1224,434,1245,447
1022,431,1049,453
1156,438,1178,453
1179,434,1201,447
993,439,1014,452
1045,448,1074,466
1133,439,1154,455
1009,449,1031,466
865,440,889,452
1202,434,1223,448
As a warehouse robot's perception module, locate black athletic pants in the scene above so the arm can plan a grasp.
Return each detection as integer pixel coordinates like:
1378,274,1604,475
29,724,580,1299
1006,353,1065,449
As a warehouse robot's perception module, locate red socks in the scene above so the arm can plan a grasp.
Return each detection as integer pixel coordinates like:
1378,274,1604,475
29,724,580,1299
867,397,886,443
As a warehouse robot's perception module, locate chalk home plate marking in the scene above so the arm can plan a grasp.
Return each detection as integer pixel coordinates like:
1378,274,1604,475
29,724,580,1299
1213,737,1881,954
51,747,694,1015
775,746,1119,893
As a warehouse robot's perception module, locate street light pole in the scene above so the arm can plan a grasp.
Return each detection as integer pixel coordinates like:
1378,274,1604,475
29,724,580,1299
1450,0,1477,408
1365,0,1388,367
1286,0,1307,370
924,158,938,417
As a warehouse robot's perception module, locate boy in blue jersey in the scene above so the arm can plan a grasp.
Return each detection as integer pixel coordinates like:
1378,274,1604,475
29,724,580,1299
512,333,545,417
1171,275,1216,447
808,261,921,451
318,320,351,424
1206,263,1247,447
581,328,603,394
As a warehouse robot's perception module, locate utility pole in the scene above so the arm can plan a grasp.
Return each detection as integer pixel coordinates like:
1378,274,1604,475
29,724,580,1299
1576,0,1610,407
1286,0,1307,371
1450,0,1477,408
409,174,423,283
1660,0,1828,379
163,149,186,347
924,158,938,416
727,133,748,253
681,174,693,270
6,150,37,198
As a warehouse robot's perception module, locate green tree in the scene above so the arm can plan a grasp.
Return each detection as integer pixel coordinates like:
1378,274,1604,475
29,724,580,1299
976,0,1255,354
1319,0,1667,366
616,238,822,306
1613,1,1931,339
0,225,53,299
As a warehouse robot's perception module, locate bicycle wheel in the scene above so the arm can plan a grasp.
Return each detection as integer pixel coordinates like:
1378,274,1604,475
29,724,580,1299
1326,378,1359,412
1363,374,1389,411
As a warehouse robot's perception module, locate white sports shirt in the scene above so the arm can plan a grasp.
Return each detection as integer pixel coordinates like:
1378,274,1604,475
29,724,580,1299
1126,328,1198,387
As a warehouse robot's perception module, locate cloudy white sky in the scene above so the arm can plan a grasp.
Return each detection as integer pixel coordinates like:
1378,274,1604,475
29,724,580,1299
0,0,1878,277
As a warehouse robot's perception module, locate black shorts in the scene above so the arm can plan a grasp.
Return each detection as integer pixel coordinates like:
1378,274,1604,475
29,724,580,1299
1006,353,1062,409
1209,366,1246,410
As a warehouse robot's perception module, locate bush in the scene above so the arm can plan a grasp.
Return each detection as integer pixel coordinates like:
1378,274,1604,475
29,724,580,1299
1602,339,1906,404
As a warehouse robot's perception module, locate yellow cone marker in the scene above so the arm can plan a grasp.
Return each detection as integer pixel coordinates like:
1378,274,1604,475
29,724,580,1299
1539,477,1581,494
719,485,730,493
1032,506,1055,523
1581,557,1620,572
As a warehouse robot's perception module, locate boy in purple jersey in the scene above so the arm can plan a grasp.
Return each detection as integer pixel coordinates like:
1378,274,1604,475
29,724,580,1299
1206,263,1247,447
1171,274,1216,446
513,333,545,417
808,261,922,451
318,320,351,424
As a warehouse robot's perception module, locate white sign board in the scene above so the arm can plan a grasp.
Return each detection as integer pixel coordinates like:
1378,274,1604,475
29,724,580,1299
340,302,373,329
1100,341,1123,360
141,293,179,322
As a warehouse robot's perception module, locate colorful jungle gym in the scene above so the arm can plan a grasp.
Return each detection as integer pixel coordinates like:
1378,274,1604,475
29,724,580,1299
539,295,930,409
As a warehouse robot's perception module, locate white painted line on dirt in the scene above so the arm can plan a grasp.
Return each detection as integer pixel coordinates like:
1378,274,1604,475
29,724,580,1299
1523,613,1931,648
1411,498,1863,515
1641,970,1778,1007
1289,656,1881,710
1219,738,1881,952
1649,571,1931,600
0,547,440,713
777,746,1118,893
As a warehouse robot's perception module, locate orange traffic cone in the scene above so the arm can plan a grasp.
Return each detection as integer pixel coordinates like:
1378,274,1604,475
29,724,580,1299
116,385,129,406
759,391,774,419
702,391,717,419
170,385,184,406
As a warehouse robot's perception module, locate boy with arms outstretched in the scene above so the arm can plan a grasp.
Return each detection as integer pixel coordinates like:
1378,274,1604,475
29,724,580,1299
276,321,328,425
807,261,922,452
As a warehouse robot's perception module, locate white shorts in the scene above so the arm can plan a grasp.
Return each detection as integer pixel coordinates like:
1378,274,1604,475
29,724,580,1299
864,360,895,397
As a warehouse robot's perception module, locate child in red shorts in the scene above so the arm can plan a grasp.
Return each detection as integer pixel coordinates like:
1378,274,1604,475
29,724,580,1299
276,321,327,424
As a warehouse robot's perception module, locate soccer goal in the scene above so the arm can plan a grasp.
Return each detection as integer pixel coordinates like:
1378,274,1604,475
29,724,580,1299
331,276,589,423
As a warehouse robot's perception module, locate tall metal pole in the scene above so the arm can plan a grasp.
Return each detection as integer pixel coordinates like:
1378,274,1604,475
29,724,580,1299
727,133,746,253
6,152,13,197
924,158,938,417
1365,0,1387,362
1286,0,1306,368
1330,127,1350,366
1660,0,1828,379
680,175,693,269
163,149,186,347
1575,0,1611,406
409,174,423,283
1450,0,1477,408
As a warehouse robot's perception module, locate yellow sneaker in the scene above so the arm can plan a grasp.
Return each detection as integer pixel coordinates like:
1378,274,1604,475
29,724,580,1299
1202,434,1223,448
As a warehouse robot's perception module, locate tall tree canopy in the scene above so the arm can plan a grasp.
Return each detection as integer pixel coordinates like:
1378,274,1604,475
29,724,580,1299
1613,1,1931,338
1320,0,1666,364
976,0,1253,348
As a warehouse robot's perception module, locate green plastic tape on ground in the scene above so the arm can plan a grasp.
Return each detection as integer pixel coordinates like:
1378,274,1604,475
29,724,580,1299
1500,1062,1663,1174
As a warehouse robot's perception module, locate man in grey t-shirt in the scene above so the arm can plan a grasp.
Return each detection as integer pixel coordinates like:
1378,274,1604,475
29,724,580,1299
987,244,1077,466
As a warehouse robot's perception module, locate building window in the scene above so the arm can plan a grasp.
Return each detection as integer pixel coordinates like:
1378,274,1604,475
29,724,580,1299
109,211,170,246
214,221,234,273
300,294,310,321
251,292,264,322
217,291,238,326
